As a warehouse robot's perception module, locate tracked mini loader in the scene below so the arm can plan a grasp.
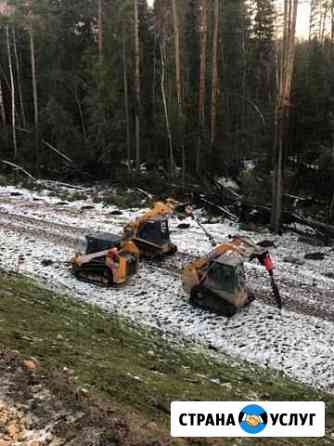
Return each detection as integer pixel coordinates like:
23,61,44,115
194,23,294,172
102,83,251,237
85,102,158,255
70,200,187,285
71,234,139,286
182,234,282,317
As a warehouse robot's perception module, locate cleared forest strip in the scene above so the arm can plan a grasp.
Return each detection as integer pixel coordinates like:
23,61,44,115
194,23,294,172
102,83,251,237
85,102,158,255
0,208,334,323
0,209,88,237
0,217,80,249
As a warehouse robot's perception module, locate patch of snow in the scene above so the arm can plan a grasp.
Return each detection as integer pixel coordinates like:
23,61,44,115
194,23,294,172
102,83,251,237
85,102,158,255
216,177,240,191
1,186,334,393
243,160,256,171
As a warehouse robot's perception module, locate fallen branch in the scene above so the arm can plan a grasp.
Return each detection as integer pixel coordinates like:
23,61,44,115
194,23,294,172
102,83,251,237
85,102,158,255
292,213,334,239
199,196,238,222
16,126,31,134
1,160,36,181
16,127,73,164
213,178,242,201
38,179,87,192
42,140,73,164
136,187,153,199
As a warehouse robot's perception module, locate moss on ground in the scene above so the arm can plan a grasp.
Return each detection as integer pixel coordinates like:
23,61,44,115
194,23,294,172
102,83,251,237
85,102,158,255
0,270,333,445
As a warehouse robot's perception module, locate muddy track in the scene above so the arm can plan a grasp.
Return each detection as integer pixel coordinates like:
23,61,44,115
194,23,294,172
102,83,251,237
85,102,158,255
0,218,80,249
0,209,334,323
0,209,88,237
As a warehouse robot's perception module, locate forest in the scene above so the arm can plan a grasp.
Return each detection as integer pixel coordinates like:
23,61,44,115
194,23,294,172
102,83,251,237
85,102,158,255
2,3,334,444
0,0,334,232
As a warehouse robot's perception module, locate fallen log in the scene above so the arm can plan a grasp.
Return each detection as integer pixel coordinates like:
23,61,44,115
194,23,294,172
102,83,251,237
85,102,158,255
1,160,36,181
292,213,334,239
42,140,73,164
38,180,87,192
213,178,242,202
198,196,239,222
135,187,153,199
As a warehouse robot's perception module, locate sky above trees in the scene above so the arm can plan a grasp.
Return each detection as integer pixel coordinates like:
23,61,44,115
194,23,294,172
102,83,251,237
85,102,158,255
147,0,310,38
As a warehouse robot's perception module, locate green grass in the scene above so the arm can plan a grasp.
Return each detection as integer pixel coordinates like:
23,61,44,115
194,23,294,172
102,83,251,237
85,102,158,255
0,270,333,445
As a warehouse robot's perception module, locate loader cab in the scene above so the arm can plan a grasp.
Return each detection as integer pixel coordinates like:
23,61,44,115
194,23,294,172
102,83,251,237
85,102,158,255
204,255,247,305
137,217,171,247
84,233,122,254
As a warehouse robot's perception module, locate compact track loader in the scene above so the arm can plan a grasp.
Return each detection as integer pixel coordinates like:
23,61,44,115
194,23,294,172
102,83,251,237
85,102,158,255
71,234,139,286
182,234,282,317
70,199,187,285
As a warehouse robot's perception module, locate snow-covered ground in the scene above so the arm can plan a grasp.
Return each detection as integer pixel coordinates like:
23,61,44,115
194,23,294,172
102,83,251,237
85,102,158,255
1,184,334,392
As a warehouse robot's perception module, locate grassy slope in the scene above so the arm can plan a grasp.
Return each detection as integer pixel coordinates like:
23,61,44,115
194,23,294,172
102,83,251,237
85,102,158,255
0,270,333,446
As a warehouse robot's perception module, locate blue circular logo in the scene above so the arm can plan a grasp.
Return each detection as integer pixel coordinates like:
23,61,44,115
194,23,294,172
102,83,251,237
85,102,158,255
239,404,268,434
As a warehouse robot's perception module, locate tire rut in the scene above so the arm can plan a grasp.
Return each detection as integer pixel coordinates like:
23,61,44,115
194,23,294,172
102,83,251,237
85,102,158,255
0,210,333,322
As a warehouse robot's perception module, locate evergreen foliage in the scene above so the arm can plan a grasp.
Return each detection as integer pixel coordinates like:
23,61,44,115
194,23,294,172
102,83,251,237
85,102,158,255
0,0,333,213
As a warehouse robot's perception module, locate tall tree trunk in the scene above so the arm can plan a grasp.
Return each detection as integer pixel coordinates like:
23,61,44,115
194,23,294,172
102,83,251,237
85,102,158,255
0,80,6,126
98,0,103,64
29,26,39,172
271,0,298,233
196,0,208,173
210,0,220,147
320,2,329,43
160,43,175,177
74,85,87,141
152,34,157,122
331,0,334,41
134,0,141,173
6,25,17,158
171,0,185,182
172,0,182,112
241,1,248,146
123,27,131,173
12,27,26,129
